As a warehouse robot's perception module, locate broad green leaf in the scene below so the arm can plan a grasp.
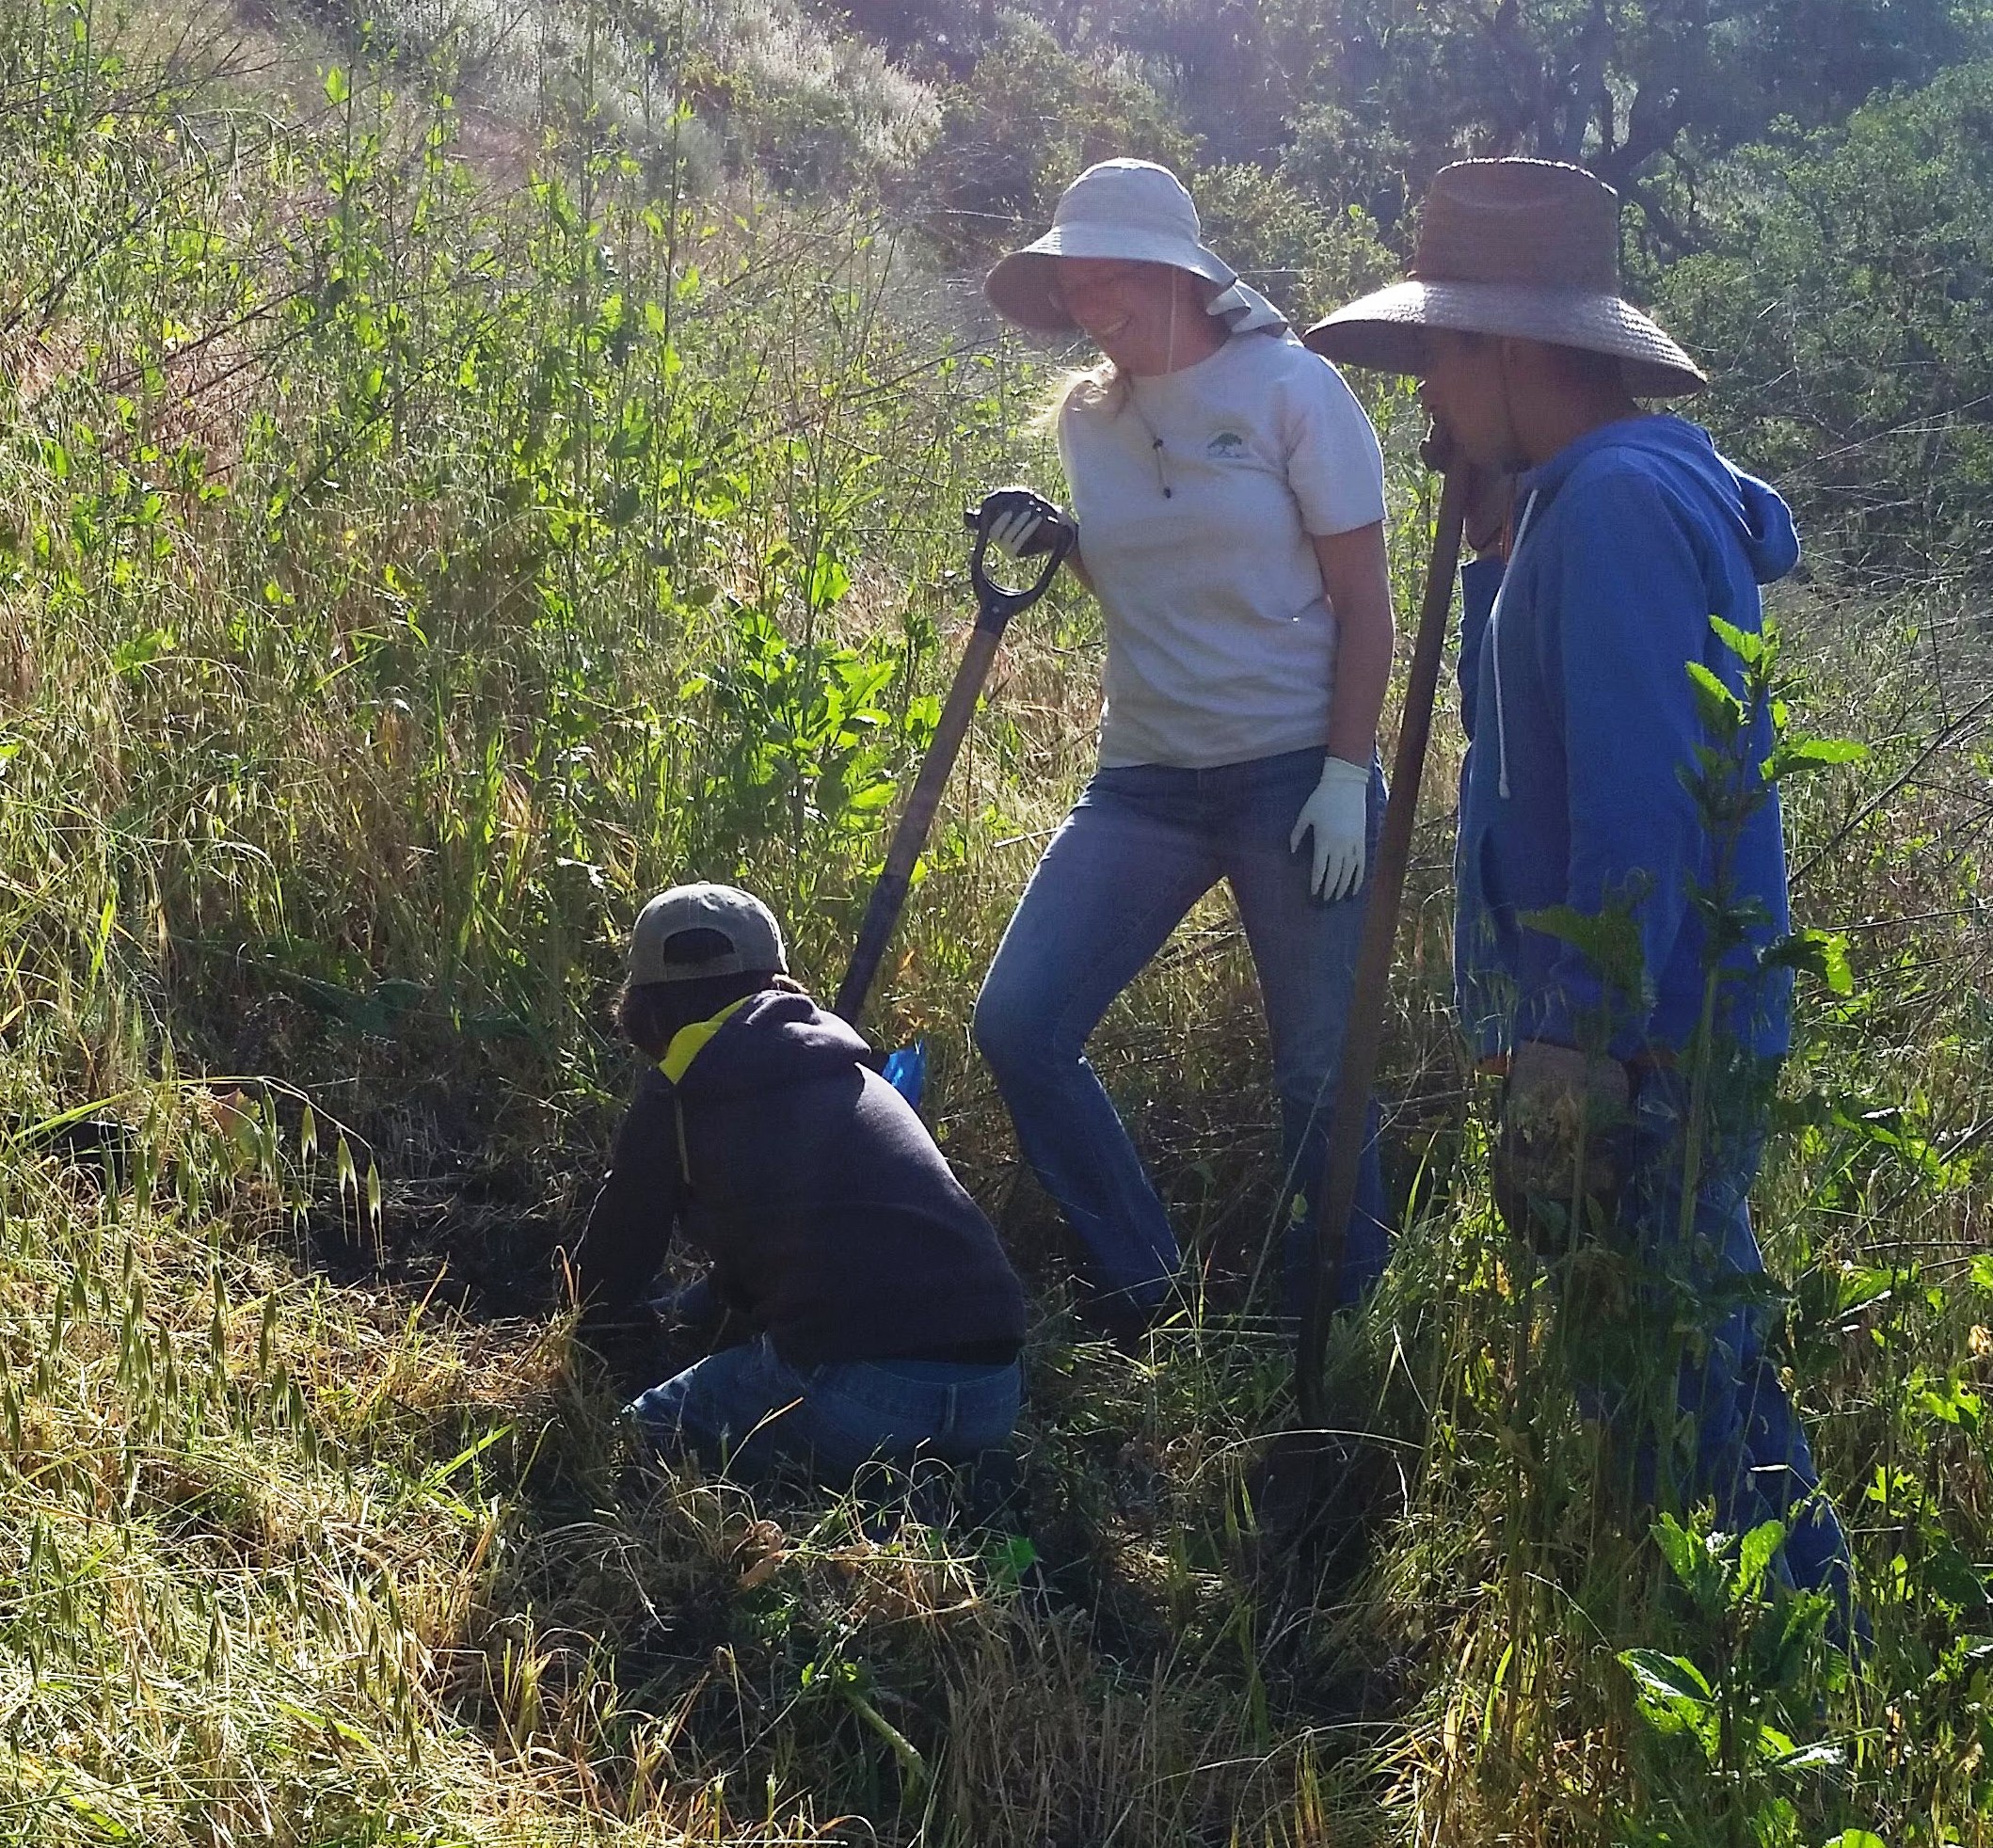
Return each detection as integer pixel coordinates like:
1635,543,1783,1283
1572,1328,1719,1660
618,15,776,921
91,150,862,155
110,625,174,679
1618,1648,1716,1751
1652,1512,1728,1616
1919,1375,1984,1433
1653,1511,1702,1585
1618,1648,1713,1703
1746,1719,1797,1759
1709,613,1766,665
1763,736,1870,783
1516,900,1652,1008
1921,1543,1989,1612
807,552,852,611
1735,1519,1789,1602
1762,928,1854,995
1686,659,1745,735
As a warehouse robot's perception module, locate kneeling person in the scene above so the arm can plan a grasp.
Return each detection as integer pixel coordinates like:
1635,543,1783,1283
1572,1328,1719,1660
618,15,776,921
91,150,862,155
570,883,1028,1483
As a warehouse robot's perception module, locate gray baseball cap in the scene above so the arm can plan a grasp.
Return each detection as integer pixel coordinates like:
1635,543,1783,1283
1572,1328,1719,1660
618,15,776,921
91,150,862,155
627,884,788,984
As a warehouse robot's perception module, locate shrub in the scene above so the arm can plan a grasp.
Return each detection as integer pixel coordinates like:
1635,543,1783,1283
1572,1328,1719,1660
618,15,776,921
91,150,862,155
1658,61,1993,581
1191,160,1395,324
906,17,1199,263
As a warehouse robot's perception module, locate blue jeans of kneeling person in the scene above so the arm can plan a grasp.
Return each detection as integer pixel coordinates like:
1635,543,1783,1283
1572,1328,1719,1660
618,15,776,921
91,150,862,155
1562,1063,1855,1627
975,747,1391,1325
626,1334,1022,1482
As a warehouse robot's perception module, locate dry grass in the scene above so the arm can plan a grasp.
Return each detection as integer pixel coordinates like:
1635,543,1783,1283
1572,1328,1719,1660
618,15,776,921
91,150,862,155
2,4,1991,1843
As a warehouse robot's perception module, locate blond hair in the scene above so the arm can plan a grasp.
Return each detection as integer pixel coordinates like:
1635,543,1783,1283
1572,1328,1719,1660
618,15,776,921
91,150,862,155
1032,361,1129,437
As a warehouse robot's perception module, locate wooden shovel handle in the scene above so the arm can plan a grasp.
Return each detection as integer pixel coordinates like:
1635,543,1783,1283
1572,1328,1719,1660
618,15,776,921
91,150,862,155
833,523,1074,1028
1296,470,1468,1427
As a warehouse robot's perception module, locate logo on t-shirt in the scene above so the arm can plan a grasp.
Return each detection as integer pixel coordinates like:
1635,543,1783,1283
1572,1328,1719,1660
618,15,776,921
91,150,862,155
1205,430,1248,458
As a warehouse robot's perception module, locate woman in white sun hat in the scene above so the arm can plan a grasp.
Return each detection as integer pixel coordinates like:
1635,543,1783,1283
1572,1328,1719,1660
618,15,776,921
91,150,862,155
969,157,1396,1340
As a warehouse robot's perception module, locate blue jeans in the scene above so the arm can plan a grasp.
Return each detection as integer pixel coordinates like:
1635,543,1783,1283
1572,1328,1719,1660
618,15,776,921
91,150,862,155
1562,1065,1854,1618
626,1334,1022,1483
974,747,1390,1322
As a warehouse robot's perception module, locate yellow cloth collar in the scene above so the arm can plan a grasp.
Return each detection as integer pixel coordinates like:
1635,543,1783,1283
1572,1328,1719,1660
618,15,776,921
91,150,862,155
659,994,755,1084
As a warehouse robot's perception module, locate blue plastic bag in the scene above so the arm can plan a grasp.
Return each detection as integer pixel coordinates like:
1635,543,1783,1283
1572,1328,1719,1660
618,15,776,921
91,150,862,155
880,1040,928,1111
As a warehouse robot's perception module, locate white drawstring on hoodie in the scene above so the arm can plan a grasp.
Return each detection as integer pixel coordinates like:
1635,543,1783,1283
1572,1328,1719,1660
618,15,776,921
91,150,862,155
1487,486,1541,801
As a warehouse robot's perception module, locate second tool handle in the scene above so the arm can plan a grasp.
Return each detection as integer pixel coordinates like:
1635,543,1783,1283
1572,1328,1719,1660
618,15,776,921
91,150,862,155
1295,467,1468,1426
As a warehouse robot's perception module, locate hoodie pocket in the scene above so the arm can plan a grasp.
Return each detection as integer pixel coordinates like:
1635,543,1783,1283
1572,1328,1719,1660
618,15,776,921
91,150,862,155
1455,823,1523,1049
1459,823,1520,965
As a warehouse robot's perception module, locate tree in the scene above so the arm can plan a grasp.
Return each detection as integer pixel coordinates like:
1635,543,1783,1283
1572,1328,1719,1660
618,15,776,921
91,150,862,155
1295,0,1990,240
826,0,994,77
976,0,1991,244
1658,61,1993,576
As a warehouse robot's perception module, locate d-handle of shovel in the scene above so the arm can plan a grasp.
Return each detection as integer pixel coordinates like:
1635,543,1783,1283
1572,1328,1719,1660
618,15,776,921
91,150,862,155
960,489,1074,629
830,502,1075,1028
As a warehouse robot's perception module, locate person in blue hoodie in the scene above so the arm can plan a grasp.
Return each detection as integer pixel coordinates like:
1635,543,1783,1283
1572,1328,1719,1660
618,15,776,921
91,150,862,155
566,883,1028,1484
1305,159,1857,1625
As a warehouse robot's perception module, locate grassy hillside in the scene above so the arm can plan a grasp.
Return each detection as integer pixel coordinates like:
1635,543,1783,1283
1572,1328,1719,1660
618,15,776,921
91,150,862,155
2,3,1992,1843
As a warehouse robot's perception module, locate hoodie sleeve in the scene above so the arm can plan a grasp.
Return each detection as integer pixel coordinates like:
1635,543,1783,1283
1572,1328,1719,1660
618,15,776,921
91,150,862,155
1527,470,1715,1057
568,1080,682,1327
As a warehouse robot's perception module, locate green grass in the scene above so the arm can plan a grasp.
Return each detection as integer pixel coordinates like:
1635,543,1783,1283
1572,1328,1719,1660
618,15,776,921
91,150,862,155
2,3,1991,1843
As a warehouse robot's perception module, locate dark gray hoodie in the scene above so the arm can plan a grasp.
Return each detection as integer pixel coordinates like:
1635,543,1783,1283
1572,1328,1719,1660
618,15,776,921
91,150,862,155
573,989,1027,1366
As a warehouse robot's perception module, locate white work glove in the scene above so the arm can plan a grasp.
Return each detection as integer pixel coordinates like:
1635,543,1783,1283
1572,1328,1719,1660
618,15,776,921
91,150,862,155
990,506,1044,558
1289,755,1370,902
974,486,1066,558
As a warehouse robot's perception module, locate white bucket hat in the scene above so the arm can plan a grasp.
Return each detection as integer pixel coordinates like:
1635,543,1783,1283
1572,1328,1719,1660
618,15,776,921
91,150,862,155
985,159,1283,336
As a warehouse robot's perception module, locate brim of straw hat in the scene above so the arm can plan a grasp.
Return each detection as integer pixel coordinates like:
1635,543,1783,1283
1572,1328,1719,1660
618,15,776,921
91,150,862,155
1302,279,1706,398
985,225,1237,334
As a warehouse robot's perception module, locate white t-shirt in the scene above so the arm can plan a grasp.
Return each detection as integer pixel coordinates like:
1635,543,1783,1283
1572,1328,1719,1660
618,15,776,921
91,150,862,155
1056,331,1387,770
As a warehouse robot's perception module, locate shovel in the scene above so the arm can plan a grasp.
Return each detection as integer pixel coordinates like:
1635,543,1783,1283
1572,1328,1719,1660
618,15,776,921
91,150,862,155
1253,461,1468,1537
831,493,1075,1050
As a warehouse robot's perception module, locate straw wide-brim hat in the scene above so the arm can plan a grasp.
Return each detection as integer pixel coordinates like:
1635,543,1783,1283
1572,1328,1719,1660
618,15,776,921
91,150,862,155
1303,159,1705,399
985,159,1237,334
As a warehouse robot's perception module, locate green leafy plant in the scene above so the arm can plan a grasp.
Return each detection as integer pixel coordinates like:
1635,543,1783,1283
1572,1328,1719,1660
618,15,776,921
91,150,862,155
1618,1511,1850,1848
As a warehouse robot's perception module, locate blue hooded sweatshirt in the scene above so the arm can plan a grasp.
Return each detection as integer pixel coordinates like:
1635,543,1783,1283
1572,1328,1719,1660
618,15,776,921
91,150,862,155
1454,415,1800,1066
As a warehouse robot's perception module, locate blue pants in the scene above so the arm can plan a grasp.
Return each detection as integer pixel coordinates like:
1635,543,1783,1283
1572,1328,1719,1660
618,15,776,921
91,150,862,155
974,748,1390,1322
1564,1065,1854,1616
626,1334,1021,1483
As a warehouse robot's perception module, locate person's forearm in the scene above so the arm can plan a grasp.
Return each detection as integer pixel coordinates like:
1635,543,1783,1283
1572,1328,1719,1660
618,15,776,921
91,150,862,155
570,1172,656,1319
570,1092,680,1322
1314,523,1395,765
1326,591,1393,763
